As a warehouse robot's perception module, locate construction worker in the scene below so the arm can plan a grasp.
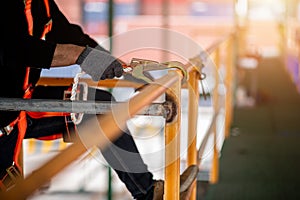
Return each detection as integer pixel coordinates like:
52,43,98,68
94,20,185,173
0,0,198,199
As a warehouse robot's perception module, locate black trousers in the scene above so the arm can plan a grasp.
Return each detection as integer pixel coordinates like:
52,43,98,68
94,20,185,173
0,86,153,198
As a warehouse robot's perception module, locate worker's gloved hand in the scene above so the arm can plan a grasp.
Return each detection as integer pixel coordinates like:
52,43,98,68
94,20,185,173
76,46,123,81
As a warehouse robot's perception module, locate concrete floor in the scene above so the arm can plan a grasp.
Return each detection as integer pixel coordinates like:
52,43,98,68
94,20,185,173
205,56,300,200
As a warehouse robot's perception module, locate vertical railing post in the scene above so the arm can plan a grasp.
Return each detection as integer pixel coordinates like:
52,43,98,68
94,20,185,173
224,37,234,138
187,69,200,200
210,48,220,184
164,70,182,200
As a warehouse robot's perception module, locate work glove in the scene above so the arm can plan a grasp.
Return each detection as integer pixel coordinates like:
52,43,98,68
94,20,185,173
76,46,123,81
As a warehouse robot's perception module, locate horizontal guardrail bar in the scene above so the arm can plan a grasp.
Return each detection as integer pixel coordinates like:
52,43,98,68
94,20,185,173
0,97,170,118
192,32,235,64
37,78,144,88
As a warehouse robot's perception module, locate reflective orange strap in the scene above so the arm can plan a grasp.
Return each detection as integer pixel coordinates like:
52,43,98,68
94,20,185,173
11,0,35,172
24,0,51,36
24,0,34,91
23,0,33,91
12,111,27,172
41,19,52,39
41,0,52,39
24,0,33,36
8,118,19,131
44,0,50,17
12,0,53,171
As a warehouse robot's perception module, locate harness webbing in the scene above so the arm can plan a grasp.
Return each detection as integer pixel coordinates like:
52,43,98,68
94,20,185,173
12,0,53,172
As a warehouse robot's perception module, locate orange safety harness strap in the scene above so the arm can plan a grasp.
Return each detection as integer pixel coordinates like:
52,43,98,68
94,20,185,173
41,0,52,40
11,0,35,172
12,0,59,171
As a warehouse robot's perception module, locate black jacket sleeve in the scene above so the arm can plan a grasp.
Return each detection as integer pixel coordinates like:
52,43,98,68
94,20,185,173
1,0,100,70
45,0,99,48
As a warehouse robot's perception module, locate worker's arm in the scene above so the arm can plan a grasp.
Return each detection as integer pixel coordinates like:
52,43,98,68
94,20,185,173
50,44,84,67
51,44,123,80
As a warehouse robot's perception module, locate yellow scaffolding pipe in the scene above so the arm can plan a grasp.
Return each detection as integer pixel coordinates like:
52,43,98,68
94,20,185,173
210,48,220,184
225,37,234,138
37,77,144,88
164,70,182,200
187,70,200,200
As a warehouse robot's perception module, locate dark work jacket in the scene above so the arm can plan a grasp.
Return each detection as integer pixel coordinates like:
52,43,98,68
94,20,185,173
0,0,98,126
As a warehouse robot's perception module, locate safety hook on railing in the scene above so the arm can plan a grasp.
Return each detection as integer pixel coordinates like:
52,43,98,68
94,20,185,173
122,58,188,84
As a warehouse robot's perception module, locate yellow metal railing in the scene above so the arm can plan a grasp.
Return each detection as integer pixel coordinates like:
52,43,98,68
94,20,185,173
0,32,236,200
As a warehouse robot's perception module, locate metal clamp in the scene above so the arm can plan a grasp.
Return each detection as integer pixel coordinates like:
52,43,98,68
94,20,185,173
0,124,14,138
0,163,22,191
161,61,188,83
123,58,188,84
189,56,204,74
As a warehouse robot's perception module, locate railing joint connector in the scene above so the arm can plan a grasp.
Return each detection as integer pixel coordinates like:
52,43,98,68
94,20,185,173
165,94,178,123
